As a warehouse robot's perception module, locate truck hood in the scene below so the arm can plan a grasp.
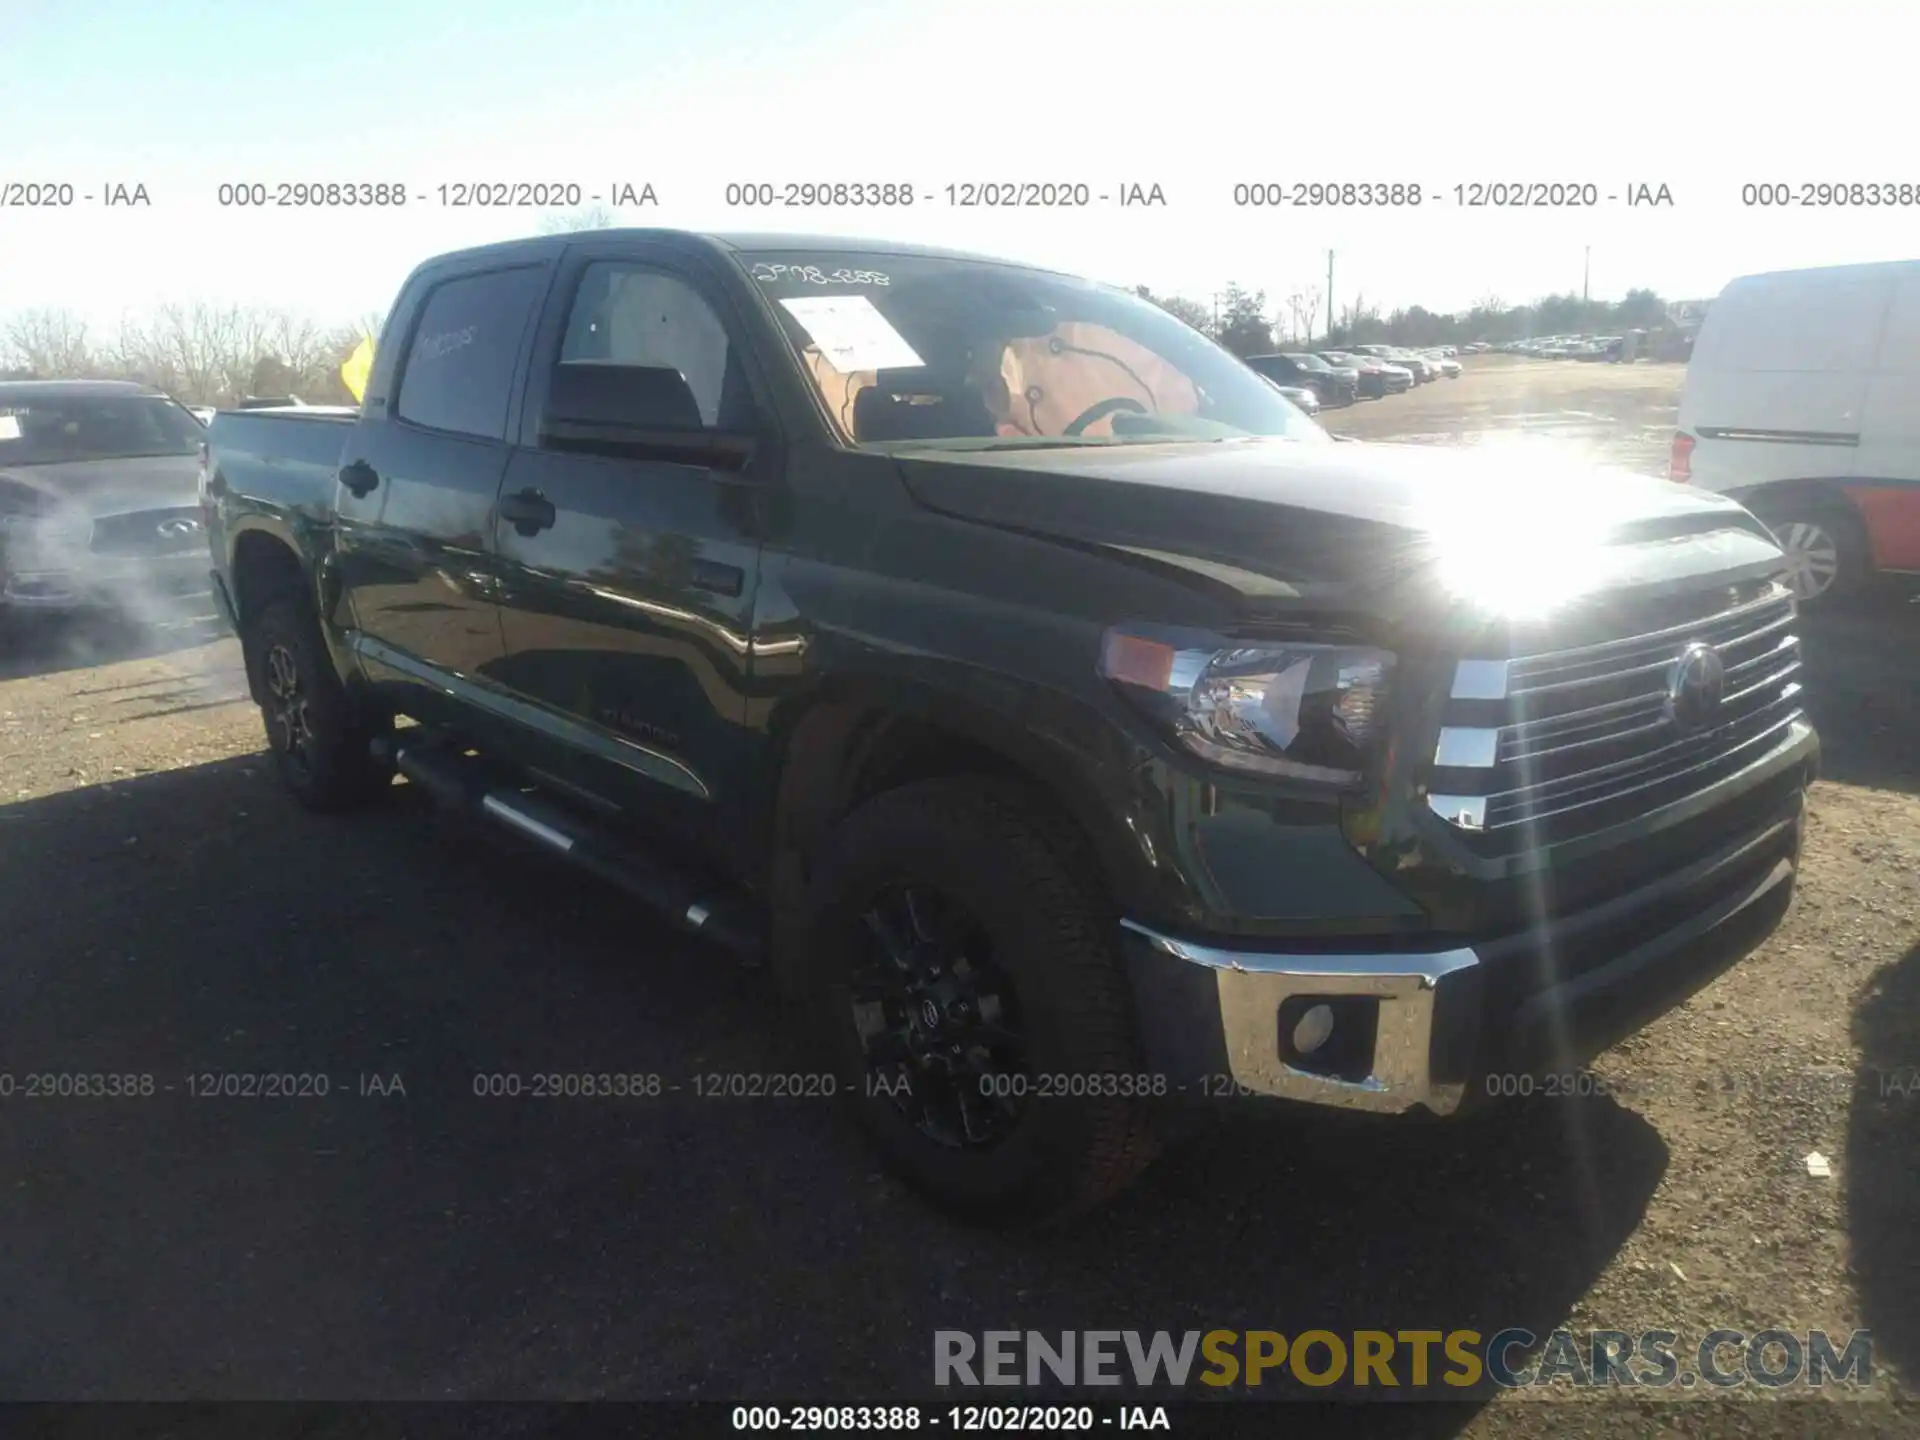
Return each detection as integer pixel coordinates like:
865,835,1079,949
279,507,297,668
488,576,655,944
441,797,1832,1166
892,438,1780,620
0,454,201,518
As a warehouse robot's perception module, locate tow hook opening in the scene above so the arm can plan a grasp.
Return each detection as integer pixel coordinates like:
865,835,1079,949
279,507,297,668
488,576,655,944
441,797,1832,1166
1277,995,1380,1083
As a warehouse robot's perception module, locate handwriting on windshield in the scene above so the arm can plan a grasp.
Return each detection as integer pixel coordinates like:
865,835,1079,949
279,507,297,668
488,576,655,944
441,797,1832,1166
751,263,890,287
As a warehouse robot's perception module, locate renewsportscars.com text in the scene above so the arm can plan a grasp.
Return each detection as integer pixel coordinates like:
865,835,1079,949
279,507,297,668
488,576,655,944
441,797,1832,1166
934,1328,1874,1392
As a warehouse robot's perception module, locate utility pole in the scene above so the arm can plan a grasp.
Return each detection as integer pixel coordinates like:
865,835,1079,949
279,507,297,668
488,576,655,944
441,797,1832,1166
1583,246,1591,304
1327,250,1335,342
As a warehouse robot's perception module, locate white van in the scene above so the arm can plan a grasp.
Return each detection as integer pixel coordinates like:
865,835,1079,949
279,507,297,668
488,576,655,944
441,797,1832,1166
1671,259,1920,604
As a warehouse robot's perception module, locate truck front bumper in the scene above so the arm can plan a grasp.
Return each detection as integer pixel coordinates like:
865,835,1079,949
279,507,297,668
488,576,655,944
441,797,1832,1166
1118,787,1805,1116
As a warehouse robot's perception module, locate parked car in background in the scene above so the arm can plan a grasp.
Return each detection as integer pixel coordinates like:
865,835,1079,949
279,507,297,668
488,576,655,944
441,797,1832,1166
1321,350,1411,396
1423,351,1463,379
1672,257,1920,605
1387,347,1436,383
1349,344,1423,382
1268,381,1321,415
1299,352,1364,401
0,380,212,622
1244,352,1356,408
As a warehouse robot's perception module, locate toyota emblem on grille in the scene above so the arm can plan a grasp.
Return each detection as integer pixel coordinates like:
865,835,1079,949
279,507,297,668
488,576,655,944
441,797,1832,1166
157,517,202,539
1666,643,1726,733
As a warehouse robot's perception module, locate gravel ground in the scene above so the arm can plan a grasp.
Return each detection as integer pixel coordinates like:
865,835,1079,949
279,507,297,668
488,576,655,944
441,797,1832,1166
1327,354,1686,477
0,361,1915,1434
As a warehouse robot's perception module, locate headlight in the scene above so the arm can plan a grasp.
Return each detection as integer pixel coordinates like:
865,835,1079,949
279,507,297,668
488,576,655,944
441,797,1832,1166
1100,626,1395,786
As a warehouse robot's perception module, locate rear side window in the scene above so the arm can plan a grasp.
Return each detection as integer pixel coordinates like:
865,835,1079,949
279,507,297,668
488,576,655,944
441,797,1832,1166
396,265,547,439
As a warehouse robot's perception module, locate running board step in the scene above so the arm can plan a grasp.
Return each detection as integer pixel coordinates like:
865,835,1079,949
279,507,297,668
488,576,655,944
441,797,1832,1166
375,736,762,958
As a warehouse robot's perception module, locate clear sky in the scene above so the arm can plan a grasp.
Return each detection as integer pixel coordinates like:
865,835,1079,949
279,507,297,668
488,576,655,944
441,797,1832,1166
4,0,1915,333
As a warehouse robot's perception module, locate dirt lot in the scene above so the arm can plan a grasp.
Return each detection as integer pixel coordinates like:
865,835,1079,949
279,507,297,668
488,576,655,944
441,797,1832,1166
1331,353,1685,478
1,361,1916,1433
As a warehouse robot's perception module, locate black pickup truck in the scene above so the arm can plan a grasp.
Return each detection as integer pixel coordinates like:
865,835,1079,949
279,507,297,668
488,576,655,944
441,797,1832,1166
202,229,1818,1225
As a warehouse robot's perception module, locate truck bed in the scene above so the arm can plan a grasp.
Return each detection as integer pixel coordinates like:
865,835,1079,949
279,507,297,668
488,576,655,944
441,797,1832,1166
206,407,356,516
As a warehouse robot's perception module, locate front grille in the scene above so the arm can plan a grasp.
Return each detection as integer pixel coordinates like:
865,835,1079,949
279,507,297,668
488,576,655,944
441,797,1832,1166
89,508,204,557
1426,581,1805,848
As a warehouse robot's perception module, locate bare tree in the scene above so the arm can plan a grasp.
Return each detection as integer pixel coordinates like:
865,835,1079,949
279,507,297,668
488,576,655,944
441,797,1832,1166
1334,291,1380,341
266,310,334,379
1,308,93,376
1285,284,1324,345
537,203,624,234
83,303,360,406
1135,287,1216,336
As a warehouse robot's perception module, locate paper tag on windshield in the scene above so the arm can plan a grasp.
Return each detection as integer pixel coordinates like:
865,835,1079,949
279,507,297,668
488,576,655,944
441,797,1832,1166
0,415,19,440
780,295,923,373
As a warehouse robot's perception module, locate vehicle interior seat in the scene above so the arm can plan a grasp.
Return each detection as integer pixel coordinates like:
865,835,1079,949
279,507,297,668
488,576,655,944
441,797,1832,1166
850,368,997,442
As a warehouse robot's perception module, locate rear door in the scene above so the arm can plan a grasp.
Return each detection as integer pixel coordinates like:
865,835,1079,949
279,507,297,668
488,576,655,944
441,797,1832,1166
488,242,777,858
335,259,552,701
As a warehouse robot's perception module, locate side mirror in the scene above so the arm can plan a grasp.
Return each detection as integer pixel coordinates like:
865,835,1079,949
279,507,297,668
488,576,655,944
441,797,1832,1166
538,362,758,472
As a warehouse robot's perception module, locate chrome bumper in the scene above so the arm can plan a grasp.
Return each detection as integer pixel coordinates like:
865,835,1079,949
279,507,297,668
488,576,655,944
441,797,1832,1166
1116,782,1804,1120
1119,920,1478,1115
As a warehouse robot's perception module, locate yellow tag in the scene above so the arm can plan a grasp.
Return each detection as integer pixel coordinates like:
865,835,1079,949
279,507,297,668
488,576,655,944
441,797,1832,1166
339,333,375,403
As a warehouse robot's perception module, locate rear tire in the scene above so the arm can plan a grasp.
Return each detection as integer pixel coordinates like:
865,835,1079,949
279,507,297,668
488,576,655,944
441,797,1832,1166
798,779,1161,1227
247,596,390,812
1749,501,1868,608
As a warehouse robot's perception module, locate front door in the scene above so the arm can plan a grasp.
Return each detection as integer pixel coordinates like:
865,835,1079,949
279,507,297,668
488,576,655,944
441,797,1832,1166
488,249,774,859
335,261,551,704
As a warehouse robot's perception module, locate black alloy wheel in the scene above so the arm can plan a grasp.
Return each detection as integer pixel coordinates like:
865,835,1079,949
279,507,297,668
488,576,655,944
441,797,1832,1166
848,882,1026,1149
248,595,390,811
263,638,318,780
797,778,1162,1224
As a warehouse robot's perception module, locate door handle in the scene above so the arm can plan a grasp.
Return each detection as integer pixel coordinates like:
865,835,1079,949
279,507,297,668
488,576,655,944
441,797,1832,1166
339,459,380,497
498,487,557,536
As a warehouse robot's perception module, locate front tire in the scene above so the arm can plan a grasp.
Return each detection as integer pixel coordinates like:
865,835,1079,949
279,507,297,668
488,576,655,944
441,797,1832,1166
799,779,1161,1227
247,596,390,811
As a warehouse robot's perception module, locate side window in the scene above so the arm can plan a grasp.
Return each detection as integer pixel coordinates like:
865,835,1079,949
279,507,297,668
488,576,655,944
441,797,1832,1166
559,263,733,427
395,265,547,439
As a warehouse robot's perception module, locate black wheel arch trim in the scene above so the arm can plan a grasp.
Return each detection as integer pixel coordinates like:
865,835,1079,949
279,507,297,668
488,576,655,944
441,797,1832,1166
768,674,1153,915
1727,477,1872,557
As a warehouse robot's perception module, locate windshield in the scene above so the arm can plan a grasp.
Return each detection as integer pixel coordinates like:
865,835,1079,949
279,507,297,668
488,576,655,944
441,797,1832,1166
742,251,1328,449
1284,352,1331,371
0,393,204,466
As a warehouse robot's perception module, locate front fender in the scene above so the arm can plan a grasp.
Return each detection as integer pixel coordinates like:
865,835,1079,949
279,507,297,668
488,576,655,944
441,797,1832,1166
766,665,1175,920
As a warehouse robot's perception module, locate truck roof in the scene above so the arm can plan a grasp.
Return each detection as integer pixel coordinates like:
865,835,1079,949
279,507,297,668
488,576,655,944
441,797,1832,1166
1726,257,1920,290
414,228,1072,277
